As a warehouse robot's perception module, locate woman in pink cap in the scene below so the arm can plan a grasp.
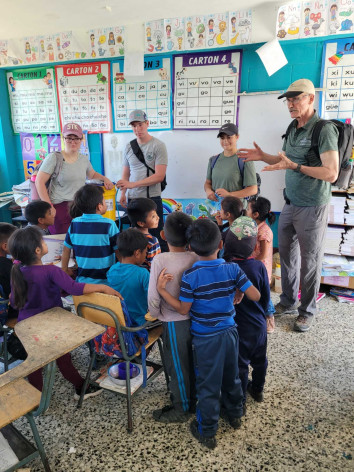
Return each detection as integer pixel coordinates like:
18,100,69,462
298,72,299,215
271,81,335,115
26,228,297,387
35,123,113,234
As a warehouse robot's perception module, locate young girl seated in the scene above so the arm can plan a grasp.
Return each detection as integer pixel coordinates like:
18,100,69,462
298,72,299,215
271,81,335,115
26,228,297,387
246,197,276,334
8,226,121,399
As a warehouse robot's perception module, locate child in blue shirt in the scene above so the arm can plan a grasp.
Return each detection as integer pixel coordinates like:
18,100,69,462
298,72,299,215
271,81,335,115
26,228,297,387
62,184,118,284
157,218,260,450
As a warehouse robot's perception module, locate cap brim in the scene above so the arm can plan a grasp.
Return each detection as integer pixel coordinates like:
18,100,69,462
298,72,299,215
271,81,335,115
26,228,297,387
278,91,302,99
217,131,234,138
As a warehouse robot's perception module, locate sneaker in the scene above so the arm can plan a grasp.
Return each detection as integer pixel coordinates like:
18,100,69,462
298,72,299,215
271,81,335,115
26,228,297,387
247,382,264,402
274,302,299,316
220,407,244,428
266,316,275,334
74,383,103,401
190,419,216,450
153,405,190,423
294,314,313,332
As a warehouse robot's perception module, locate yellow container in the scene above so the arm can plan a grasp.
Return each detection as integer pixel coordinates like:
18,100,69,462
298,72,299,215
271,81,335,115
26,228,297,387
102,187,116,221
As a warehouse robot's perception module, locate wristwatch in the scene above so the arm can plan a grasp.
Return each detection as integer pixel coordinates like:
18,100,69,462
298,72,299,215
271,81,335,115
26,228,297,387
294,164,302,173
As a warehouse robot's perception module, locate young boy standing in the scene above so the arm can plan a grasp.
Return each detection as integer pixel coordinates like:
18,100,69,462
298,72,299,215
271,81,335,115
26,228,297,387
148,212,198,423
25,200,56,235
157,218,260,449
127,198,161,269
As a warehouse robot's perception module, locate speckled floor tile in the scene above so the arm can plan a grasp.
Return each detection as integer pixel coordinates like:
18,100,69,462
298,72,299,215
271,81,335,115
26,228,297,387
238,443,307,471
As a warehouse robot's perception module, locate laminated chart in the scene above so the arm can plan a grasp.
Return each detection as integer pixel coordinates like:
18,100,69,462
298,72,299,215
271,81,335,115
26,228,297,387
56,62,111,132
173,50,241,129
320,38,354,121
7,67,59,134
112,56,172,131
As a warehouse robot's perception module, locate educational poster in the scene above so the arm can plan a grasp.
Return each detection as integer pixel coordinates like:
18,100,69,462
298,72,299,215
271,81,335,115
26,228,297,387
0,40,8,66
301,1,328,38
145,20,165,53
164,18,185,51
173,50,241,130
184,16,206,50
228,10,252,45
276,3,302,40
326,0,354,35
320,38,354,121
7,67,59,134
88,26,125,59
37,31,86,63
56,62,111,133
112,56,171,131
22,36,39,64
205,13,229,49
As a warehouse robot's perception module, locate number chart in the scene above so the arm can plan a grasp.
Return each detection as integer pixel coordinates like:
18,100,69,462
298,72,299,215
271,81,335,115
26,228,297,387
7,67,59,134
320,38,354,122
173,50,241,130
56,62,111,133
112,57,172,131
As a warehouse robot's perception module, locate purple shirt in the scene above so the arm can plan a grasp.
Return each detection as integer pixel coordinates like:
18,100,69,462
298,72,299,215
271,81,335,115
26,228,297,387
10,265,85,322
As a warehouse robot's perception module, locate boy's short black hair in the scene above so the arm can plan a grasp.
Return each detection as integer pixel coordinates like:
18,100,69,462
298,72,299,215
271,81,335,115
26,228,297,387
117,228,149,257
164,212,193,247
71,184,104,216
0,223,17,245
221,196,243,220
127,198,157,228
25,200,51,225
186,218,221,256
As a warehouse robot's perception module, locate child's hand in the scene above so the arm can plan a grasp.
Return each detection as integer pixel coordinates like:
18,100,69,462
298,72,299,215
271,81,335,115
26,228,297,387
215,211,223,225
157,268,173,292
145,312,157,322
233,289,244,305
101,285,124,299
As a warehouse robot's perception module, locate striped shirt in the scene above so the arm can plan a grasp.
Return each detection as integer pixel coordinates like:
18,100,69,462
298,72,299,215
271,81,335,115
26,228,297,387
64,213,118,284
179,259,252,336
143,233,161,270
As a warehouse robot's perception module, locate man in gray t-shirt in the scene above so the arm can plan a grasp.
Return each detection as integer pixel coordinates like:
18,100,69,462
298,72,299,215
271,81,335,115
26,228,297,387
117,109,168,251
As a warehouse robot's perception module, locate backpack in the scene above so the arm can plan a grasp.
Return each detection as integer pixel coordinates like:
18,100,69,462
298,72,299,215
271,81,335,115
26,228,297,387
30,152,64,201
130,139,167,198
210,154,261,197
283,119,354,189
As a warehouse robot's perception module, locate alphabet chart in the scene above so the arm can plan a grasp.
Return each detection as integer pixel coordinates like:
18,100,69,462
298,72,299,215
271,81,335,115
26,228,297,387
173,50,241,129
112,56,172,131
320,38,354,121
56,61,111,132
7,67,59,134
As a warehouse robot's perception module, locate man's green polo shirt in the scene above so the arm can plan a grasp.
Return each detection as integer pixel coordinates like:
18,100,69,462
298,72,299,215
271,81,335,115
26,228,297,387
282,112,338,206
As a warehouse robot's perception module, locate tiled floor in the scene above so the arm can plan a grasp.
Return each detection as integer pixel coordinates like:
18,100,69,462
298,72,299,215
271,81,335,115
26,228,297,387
9,293,354,471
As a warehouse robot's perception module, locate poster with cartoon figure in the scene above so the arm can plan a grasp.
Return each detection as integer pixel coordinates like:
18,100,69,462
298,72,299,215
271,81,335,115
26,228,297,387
7,67,60,134
22,36,39,64
276,3,302,40
145,20,165,53
326,0,354,35
56,62,112,133
228,10,252,45
164,18,185,52
0,40,8,66
112,56,171,131
37,31,87,63
184,16,207,50
205,13,229,49
301,1,328,38
88,26,125,59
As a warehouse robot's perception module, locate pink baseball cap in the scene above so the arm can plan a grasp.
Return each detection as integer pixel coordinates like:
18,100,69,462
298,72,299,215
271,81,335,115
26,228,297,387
62,122,83,138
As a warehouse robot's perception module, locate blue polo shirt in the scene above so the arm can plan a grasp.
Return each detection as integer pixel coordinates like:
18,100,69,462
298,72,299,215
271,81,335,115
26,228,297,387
179,258,252,336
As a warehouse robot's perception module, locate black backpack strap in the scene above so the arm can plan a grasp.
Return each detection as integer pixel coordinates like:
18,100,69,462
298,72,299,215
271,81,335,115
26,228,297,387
282,119,297,141
130,139,155,198
210,154,220,171
310,119,328,154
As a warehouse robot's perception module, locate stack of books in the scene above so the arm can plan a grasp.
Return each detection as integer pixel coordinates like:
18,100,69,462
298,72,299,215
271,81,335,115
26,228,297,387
345,195,354,225
329,287,354,304
341,228,354,256
324,226,344,255
328,195,346,224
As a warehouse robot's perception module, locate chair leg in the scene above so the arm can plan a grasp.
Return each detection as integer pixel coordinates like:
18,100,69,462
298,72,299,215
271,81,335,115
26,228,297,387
78,350,96,409
125,360,133,433
157,338,169,391
3,329,9,372
26,413,52,472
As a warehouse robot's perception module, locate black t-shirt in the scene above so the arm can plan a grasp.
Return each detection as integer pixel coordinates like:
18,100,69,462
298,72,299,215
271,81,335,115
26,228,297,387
0,256,13,298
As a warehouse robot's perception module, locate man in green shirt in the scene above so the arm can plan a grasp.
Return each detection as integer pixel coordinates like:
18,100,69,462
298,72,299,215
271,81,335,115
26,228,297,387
238,79,339,332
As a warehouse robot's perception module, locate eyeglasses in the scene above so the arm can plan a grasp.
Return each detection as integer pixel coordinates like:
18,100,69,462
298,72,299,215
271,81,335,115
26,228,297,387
283,94,309,105
64,137,82,142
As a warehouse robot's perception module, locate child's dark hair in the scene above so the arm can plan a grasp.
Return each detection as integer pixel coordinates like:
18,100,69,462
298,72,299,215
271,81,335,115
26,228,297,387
221,196,243,220
127,198,157,228
0,223,17,245
164,212,193,247
117,228,149,257
8,226,43,309
186,218,221,256
70,184,104,217
249,197,275,225
25,200,51,225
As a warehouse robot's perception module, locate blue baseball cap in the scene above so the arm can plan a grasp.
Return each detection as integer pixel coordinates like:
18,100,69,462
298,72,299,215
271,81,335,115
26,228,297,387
128,109,148,124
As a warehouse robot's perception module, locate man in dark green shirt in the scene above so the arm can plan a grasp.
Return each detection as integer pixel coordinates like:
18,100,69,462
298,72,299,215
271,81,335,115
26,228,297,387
238,79,339,332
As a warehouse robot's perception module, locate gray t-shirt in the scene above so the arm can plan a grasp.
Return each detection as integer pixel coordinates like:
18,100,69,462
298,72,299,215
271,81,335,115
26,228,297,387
39,152,94,204
123,137,168,199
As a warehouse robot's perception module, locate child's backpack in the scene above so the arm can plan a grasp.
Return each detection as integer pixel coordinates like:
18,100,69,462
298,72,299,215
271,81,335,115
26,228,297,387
30,152,64,201
210,154,261,197
283,119,354,189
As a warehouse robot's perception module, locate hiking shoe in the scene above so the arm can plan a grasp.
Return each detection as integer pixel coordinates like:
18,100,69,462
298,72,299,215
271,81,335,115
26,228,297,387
266,316,275,334
74,383,103,401
153,405,190,423
190,419,216,450
247,382,264,402
294,315,313,332
274,302,299,316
